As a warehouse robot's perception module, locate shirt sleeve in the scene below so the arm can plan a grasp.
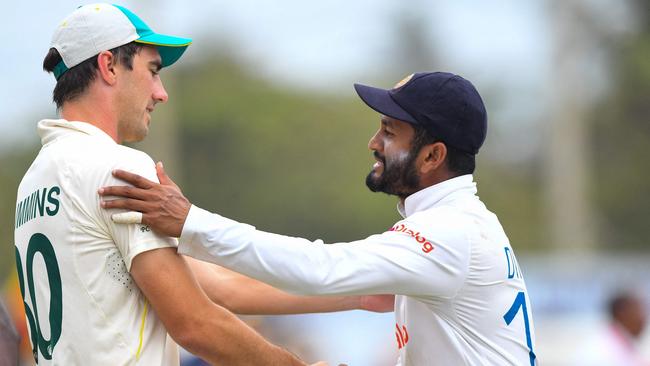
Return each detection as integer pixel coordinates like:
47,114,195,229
178,205,470,297
98,151,178,271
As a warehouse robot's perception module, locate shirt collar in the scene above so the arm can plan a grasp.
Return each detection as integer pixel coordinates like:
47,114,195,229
397,174,477,218
38,119,116,146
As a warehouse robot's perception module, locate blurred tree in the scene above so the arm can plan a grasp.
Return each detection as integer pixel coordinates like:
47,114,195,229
0,147,39,279
590,0,650,250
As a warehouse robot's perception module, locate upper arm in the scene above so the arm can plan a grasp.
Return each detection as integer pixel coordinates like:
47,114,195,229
130,249,306,365
129,247,221,338
99,151,177,270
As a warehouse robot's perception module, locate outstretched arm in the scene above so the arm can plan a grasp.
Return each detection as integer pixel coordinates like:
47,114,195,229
101,163,394,314
187,256,394,314
99,163,455,298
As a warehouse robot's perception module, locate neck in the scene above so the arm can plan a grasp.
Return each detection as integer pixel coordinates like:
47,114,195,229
60,88,120,143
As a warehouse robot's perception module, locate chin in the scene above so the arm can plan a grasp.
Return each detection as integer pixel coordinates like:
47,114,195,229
365,172,383,192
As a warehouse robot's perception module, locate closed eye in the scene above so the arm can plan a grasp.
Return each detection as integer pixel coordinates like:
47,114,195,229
149,60,162,76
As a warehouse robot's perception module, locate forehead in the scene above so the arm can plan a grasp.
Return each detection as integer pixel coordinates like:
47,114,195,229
136,45,162,63
381,115,414,131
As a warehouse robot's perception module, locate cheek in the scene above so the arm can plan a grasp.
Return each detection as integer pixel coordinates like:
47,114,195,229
385,149,410,166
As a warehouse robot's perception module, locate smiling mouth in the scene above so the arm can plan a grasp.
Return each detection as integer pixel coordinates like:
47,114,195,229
372,153,385,173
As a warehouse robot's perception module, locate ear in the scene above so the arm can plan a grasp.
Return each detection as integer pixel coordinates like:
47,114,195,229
419,142,447,174
96,51,117,85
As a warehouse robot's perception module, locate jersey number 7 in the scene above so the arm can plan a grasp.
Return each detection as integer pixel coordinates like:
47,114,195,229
504,291,536,366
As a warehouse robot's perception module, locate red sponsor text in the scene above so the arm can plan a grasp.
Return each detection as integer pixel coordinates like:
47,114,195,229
389,223,434,253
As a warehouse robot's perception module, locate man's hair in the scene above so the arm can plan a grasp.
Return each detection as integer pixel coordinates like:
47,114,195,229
42,42,144,109
608,292,637,320
411,124,476,176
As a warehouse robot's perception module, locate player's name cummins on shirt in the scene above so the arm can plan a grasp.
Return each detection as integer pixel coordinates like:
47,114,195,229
179,174,537,366
14,119,179,365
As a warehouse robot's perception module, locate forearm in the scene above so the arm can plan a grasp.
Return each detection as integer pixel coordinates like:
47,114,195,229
183,304,305,366
228,289,363,315
188,256,363,314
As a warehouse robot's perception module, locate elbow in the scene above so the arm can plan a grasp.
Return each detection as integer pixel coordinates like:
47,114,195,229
167,321,203,353
165,310,217,355
165,307,238,360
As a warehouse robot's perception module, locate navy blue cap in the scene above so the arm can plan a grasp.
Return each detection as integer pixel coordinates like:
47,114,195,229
354,72,487,155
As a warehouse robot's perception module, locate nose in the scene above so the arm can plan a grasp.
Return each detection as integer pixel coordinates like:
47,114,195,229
368,129,382,152
153,79,169,104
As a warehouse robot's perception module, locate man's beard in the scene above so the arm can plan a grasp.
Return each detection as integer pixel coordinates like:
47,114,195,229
365,148,421,199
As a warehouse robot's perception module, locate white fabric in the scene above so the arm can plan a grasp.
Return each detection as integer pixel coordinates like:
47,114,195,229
179,174,537,365
14,119,179,365
51,3,138,68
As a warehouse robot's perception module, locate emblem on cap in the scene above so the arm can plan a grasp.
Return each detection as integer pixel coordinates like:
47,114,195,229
393,73,414,89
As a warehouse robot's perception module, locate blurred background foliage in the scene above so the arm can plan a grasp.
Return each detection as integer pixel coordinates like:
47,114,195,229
590,1,650,249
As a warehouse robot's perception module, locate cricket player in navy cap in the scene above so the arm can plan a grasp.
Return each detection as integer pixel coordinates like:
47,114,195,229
101,72,537,365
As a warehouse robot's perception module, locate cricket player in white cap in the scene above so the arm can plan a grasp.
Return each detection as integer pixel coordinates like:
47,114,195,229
101,72,538,365
14,4,390,365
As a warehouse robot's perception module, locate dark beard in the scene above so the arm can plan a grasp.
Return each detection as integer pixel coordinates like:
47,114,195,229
365,149,421,199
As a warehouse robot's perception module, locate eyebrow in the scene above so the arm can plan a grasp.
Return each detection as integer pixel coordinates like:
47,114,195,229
381,117,394,128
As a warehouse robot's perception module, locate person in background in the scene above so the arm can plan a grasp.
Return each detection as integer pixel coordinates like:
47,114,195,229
575,291,648,366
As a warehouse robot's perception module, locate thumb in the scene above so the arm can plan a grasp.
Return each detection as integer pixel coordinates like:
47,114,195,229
156,161,176,188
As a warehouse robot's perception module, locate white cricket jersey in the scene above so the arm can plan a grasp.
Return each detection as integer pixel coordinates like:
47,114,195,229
14,119,179,365
179,175,537,365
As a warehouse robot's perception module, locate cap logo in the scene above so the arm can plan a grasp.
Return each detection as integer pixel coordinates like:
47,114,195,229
393,74,414,89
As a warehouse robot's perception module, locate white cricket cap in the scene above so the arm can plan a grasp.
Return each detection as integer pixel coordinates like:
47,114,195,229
50,3,192,80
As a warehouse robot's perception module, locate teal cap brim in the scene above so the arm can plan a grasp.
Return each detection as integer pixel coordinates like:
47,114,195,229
135,33,192,67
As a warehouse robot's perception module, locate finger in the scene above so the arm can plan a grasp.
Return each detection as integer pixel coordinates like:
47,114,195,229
156,161,180,190
112,169,155,189
101,198,149,212
111,211,142,224
98,185,151,199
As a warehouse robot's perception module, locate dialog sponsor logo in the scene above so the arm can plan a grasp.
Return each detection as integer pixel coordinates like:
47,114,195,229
389,223,434,253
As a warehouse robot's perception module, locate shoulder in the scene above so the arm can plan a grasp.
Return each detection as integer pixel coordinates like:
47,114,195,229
70,142,157,184
61,143,158,205
111,145,158,181
410,205,476,233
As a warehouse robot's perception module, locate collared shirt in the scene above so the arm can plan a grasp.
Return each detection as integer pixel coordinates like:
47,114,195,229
179,174,537,365
14,119,178,365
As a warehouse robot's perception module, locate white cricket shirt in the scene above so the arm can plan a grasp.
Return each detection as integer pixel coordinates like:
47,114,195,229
14,119,179,365
179,175,537,365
